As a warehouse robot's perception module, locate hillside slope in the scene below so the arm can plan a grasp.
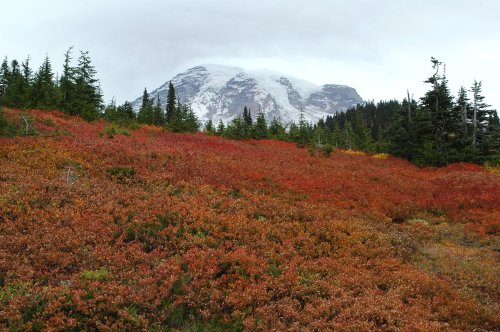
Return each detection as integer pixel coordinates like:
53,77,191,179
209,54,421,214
0,109,499,330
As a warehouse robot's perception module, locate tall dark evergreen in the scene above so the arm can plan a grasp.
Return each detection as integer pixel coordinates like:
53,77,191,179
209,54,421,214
243,106,252,126
254,111,268,139
0,58,10,103
166,81,176,124
59,47,77,114
31,55,58,110
152,96,165,125
415,57,455,165
138,88,154,124
74,51,102,120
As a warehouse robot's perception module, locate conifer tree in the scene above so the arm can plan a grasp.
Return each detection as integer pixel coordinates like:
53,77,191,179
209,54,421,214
204,119,215,135
152,96,165,125
138,88,154,124
0,58,10,103
217,119,225,135
243,106,252,126
74,51,102,120
166,81,176,124
31,55,58,110
254,110,268,139
117,101,135,121
416,57,455,165
59,47,77,114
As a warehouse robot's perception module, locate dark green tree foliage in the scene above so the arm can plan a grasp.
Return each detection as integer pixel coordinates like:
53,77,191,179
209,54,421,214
31,55,58,110
0,58,10,102
59,47,77,114
168,103,199,132
268,116,287,140
414,57,455,165
74,51,103,120
166,81,176,124
117,101,135,120
386,97,417,159
243,106,252,126
216,120,225,135
204,119,215,135
254,111,268,139
152,96,166,126
138,88,154,124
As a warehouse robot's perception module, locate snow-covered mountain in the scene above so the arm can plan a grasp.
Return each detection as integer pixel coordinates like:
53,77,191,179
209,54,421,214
132,64,363,124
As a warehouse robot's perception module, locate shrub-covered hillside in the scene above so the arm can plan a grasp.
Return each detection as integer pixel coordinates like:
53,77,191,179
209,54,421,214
0,108,499,331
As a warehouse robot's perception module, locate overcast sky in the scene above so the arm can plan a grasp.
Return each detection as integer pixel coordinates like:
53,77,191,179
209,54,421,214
1,0,499,110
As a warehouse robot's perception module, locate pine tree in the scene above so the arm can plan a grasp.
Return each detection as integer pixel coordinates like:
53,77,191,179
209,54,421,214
386,97,417,159
216,120,225,135
243,106,253,126
116,101,135,121
59,47,77,114
74,51,102,120
138,88,154,124
269,116,286,140
204,119,215,135
416,57,455,165
352,107,371,149
470,80,489,151
166,81,176,124
152,96,165,125
0,57,10,104
31,55,58,110
254,111,268,139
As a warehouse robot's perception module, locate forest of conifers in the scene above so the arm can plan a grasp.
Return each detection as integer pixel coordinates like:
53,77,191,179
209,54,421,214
1,51,498,166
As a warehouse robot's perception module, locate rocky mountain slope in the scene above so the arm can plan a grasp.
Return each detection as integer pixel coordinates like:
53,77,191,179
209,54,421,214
132,64,363,124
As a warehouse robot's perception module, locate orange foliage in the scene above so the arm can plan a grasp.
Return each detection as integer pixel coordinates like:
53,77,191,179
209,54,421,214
0,108,499,330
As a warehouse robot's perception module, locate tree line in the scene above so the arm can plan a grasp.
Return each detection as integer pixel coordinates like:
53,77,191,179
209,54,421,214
0,48,103,121
0,48,200,132
204,58,499,166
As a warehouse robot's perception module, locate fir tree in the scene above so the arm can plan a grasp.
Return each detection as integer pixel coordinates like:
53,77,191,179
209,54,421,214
31,55,58,110
254,111,268,139
152,96,165,125
216,120,225,135
0,57,10,103
116,101,135,121
74,51,102,120
138,88,154,124
166,81,176,124
204,119,215,135
59,47,77,114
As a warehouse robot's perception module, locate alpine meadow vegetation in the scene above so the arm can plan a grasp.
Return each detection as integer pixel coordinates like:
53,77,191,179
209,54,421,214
0,108,499,330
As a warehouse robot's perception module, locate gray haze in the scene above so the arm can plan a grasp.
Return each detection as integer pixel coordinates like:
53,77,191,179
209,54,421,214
1,0,499,111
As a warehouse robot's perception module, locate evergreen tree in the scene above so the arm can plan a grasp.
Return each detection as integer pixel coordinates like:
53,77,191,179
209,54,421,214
103,98,118,121
166,81,176,124
74,51,102,120
204,119,215,135
116,101,135,121
297,111,310,147
152,96,165,125
415,57,455,165
254,111,268,139
138,88,154,124
470,80,489,151
216,120,225,135
268,116,286,140
0,57,10,103
31,55,58,110
243,106,253,126
59,47,77,114
352,106,371,149
386,97,417,159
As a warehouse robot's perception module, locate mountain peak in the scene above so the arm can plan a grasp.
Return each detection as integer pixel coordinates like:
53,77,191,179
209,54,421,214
133,64,363,123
